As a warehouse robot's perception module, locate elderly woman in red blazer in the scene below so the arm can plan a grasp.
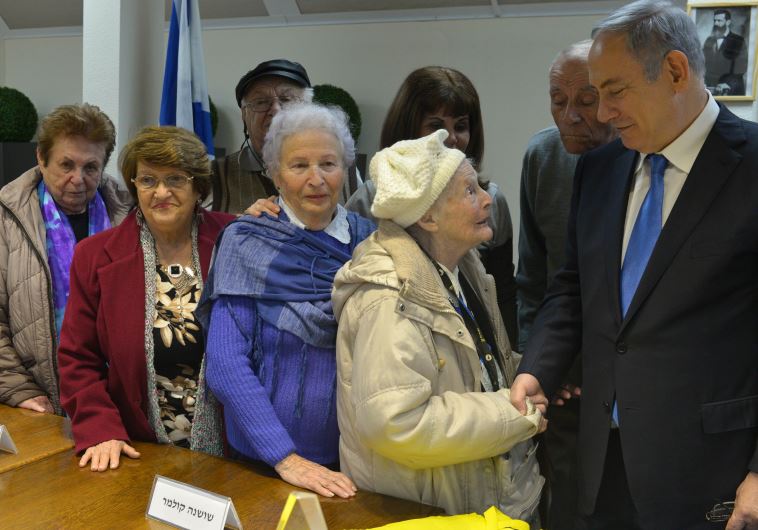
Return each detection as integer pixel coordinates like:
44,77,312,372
58,126,234,472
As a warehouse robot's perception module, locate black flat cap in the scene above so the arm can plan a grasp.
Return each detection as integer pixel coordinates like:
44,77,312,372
235,59,311,107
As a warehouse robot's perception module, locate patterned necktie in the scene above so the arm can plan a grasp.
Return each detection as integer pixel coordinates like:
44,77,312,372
613,153,667,425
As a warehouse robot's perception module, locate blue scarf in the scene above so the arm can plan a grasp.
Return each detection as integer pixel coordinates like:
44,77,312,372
37,179,111,337
199,210,375,348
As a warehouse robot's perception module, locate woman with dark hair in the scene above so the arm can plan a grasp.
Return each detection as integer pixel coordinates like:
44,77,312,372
346,66,518,346
58,126,234,471
378,66,485,167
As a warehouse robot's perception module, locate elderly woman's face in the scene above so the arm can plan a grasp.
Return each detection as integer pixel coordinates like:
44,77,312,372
37,135,106,215
434,161,492,250
134,161,200,235
274,129,344,230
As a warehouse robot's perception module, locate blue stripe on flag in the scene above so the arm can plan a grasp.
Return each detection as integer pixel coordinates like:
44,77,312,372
159,0,215,158
159,0,180,127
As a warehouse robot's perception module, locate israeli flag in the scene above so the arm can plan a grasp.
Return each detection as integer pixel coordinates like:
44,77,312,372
160,0,214,157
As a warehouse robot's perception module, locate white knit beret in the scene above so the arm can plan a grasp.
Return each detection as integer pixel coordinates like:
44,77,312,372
370,129,465,228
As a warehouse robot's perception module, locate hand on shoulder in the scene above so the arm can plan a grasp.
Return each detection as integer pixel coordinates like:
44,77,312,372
243,195,280,218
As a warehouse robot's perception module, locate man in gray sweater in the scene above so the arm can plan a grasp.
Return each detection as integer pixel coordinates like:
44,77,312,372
516,40,616,530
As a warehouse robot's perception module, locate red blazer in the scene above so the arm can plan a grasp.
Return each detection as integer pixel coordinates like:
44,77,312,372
58,208,234,453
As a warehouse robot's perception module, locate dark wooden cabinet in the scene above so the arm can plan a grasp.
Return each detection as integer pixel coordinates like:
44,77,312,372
0,142,37,187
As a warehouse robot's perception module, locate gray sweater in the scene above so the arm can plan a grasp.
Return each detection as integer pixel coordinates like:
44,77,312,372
515,127,579,351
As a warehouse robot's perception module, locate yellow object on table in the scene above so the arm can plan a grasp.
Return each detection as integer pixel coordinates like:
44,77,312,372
369,506,532,530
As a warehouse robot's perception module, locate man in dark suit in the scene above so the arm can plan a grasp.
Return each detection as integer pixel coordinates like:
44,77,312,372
511,1,758,528
517,39,617,530
703,9,748,96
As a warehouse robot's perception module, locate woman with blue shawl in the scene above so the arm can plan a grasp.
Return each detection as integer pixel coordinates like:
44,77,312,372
200,103,374,499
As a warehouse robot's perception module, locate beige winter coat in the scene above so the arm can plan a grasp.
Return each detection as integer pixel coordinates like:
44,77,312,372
332,220,544,518
0,167,131,413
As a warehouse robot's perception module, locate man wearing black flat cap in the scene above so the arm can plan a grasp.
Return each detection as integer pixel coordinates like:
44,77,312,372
209,59,313,213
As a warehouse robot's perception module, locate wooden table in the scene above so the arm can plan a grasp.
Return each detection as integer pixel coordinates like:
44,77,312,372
0,441,441,529
0,404,73,473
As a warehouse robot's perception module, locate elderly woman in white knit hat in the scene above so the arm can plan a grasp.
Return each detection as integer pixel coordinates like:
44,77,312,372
331,129,546,522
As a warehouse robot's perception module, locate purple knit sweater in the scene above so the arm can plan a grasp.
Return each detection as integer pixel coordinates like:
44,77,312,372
206,297,341,467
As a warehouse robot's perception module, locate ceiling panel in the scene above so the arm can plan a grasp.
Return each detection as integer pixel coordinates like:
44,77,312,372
165,0,268,20
297,0,489,15
0,0,689,31
0,0,81,29
499,0,609,3
499,0,685,5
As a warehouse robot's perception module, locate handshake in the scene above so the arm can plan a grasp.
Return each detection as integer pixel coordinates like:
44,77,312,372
510,373,581,432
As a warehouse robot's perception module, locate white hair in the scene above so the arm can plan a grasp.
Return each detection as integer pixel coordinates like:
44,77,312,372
593,0,705,81
262,102,355,176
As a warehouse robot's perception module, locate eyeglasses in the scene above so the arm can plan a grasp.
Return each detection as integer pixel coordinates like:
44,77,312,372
131,174,194,190
242,93,303,113
705,501,734,522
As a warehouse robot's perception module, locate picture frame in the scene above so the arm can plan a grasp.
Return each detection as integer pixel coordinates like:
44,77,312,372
688,1,758,100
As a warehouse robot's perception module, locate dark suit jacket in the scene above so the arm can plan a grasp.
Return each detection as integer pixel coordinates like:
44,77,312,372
58,209,233,453
704,32,747,94
520,105,758,527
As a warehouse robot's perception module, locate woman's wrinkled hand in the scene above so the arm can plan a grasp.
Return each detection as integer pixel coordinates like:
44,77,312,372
537,415,548,434
18,395,54,414
243,195,280,218
275,453,357,499
79,439,141,472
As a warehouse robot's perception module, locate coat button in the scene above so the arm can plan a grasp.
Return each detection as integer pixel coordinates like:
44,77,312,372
456,329,464,337
438,358,446,369
485,354,493,362
603,401,611,413
398,303,405,311
616,342,627,354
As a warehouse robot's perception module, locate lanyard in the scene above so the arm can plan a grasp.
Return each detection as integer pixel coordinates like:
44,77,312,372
425,255,504,392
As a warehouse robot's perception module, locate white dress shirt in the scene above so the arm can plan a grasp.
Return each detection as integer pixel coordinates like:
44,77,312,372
621,94,720,262
438,262,466,304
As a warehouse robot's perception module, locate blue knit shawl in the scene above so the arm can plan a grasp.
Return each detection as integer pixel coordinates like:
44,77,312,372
198,210,375,348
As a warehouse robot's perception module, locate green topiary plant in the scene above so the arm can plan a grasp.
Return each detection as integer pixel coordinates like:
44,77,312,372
0,87,37,142
208,95,218,139
312,84,361,142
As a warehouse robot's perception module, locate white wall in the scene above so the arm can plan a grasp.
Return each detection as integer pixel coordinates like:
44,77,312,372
202,15,599,227
3,15,757,246
4,35,82,120
0,37,5,86
200,16,758,239
83,0,163,176
204,16,592,183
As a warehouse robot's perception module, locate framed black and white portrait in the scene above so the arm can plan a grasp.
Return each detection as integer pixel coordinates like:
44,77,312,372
688,1,757,100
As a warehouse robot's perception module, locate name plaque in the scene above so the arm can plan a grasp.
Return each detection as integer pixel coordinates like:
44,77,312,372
0,425,17,454
145,474,242,530
276,491,327,530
